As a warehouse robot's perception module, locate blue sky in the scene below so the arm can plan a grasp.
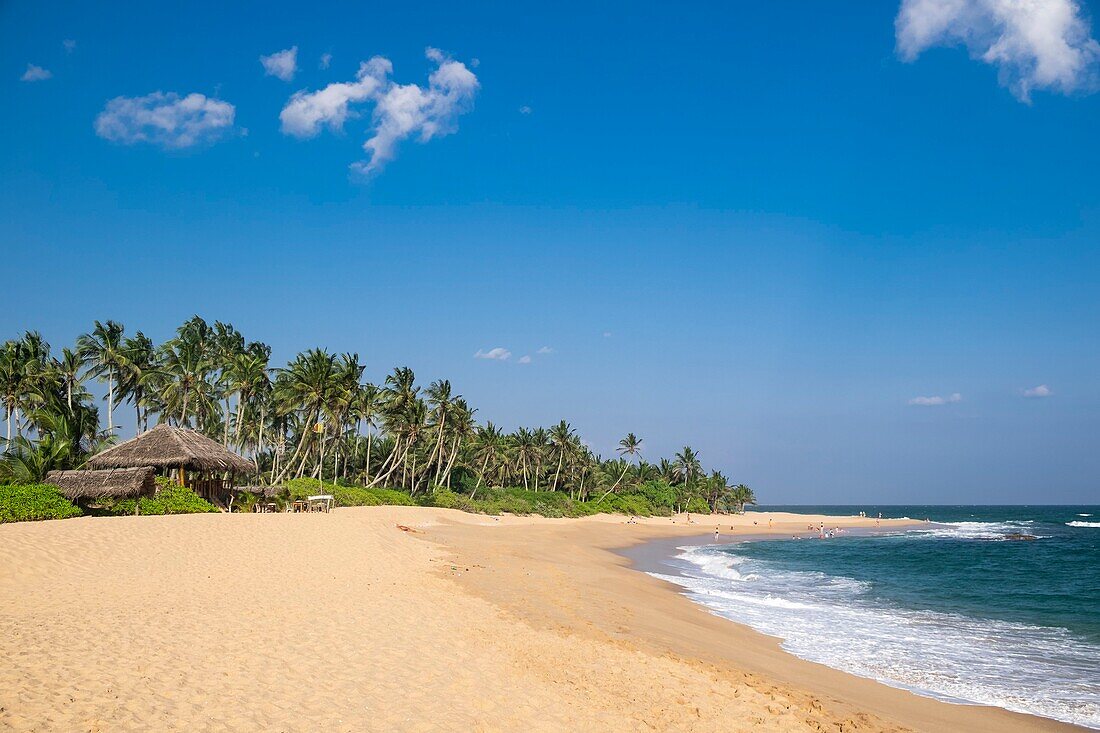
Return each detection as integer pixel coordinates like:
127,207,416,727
3,0,1100,503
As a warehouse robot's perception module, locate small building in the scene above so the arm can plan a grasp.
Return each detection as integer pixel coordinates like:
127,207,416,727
86,423,256,504
45,467,157,505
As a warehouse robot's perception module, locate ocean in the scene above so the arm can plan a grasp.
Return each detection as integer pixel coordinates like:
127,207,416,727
644,505,1100,728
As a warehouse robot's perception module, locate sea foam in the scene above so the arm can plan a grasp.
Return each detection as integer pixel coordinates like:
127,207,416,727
650,542,1100,728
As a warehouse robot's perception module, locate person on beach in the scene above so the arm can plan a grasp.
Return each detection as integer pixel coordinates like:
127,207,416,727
768,518,773,528
714,527,720,541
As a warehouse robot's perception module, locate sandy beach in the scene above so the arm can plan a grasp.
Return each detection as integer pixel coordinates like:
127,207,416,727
0,507,1082,732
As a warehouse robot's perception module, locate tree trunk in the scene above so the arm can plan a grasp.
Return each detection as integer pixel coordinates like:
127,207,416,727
442,435,460,487
365,430,373,483
223,396,231,446
107,370,114,433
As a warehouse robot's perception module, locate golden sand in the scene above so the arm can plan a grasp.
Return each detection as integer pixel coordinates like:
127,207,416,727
0,508,1080,732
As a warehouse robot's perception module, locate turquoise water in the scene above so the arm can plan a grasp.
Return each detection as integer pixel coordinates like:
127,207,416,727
649,505,1100,728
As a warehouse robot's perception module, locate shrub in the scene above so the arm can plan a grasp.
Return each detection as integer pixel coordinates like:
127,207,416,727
0,483,83,523
683,496,711,514
366,487,416,506
106,480,219,516
285,478,416,508
636,480,677,510
426,487,479,512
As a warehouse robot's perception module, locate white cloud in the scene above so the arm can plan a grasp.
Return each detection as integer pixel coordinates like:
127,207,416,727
895,0,1100,101
21,64,51,82
63,39,76,53
536,346,554,354
319,52,332,70
518,355,532,364
908,392,963,406
475,347,511,360
260,46,298,81
1023,384,1053,397
519,105,532,115
280,47,479,176
280,57,391,137
95,92,235,148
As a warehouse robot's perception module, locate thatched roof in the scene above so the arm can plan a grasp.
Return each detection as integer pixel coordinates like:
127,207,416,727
233,484,283,499
46,467,156,500
86,424,256,474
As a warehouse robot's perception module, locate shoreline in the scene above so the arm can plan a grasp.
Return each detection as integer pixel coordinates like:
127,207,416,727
614,526,1089,729
429,510,1083,732
0,507,1085,732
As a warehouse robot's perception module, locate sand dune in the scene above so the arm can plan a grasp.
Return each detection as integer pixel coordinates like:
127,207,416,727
0,508,1076,732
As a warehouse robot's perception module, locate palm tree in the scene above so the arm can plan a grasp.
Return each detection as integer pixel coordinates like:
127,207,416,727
674,446,702,513
117,332,160,433
325,353,364,482
0,339,27,441
55,347,86,413
212,321,245,447
425,379,459,485
729,484,756,514
548,420,574,493
357,383,383,482
158,332,218,430
273,348,339,481
77,320,125,434
225,342,271,448
512,427,538,491
471,422,505,497
600,432,642,502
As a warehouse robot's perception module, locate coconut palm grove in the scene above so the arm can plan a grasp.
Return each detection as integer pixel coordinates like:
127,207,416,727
0,316,756,520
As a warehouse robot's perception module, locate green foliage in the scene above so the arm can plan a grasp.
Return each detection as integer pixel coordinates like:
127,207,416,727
635,480,678,509
0,483,83,523
683,495,711,514
285,477,415,507
420,485,681,518
105,479,219,516
232,491,261,513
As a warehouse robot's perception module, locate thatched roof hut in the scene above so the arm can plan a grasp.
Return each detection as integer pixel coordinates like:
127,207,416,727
46,467,156,500
86,424,255,474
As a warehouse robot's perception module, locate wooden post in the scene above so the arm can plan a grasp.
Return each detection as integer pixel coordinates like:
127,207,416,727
179,466,186,487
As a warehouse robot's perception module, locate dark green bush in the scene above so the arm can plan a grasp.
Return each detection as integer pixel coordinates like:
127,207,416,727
0,483,83,523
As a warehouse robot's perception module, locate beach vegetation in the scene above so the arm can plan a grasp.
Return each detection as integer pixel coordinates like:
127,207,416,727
1,318,759,521
0,483,83,522
102,478,219,516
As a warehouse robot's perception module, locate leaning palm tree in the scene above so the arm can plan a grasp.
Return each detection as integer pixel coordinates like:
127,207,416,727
425,379,459,485
599,432,642,502
76,320,126,435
